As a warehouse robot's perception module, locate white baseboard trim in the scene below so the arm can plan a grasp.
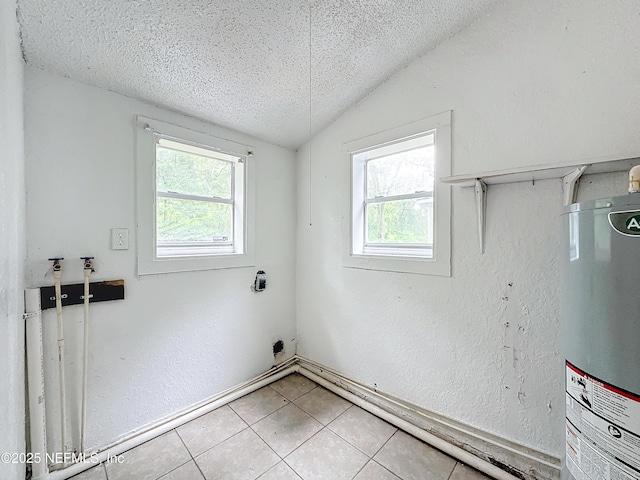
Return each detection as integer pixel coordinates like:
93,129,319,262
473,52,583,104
295,356,561,480
38,355,561,480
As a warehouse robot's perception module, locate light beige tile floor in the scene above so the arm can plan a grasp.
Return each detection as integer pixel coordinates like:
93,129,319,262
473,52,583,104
71,373,491,480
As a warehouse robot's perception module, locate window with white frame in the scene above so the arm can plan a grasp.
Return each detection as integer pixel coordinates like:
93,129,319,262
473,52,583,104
344,112,451,276
136,116,255,275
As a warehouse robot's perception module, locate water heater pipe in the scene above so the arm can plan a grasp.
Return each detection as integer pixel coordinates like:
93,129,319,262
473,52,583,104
80,257,94,453
25,288,49,480
629,165,640,193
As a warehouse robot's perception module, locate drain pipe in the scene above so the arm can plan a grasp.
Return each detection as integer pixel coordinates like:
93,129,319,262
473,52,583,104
25,288,49,480
629,165,640,193
49,257,68,458
79,257,94,454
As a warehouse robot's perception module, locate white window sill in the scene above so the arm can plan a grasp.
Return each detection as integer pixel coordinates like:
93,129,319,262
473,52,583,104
157,245,235,257
138,252,255,276
343,253,450,276
363,245,432,257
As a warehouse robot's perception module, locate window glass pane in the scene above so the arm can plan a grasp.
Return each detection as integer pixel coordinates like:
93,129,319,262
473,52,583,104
157,146,232,199
366,198,433,244
157,197,232,244
366,145,434,198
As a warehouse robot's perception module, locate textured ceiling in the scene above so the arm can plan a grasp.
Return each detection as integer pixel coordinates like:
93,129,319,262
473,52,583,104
16,0,499,149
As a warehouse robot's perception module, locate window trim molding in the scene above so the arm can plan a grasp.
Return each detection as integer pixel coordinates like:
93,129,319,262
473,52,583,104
342,111,451,277
136,116,256,275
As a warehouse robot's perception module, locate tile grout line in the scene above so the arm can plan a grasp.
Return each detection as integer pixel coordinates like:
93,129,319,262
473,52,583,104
272,387,319,402
168,379,316,479
367,423,399,458
323,404,398,461
262,382,398,478
245,422,286,479
296,406,349,428
248,421,284,461
281,454,303,478
280,424,332,478
245,377,323,466
232,385,309,478
173,427,207,480
348,456,370,480
176,423,276,480
281,456,304,480
268,374,319,402
325,423,377,461
281,424,380,480
235,394,292,427
248,404,322,462
445,461,459,480
373,460,404,480
188,425,252,459
355,430,402,479
294,384,318,401
153,458,194,480
292,388,352,426
102,430,192,480
375,430,461,480
247,380,326,479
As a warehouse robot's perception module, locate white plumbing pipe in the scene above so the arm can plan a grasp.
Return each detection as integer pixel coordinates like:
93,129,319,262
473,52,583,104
45,363,299,480
52,262,68,458
80,258,94,454
298,367,520,480
629,165,640,193
25,288,49,480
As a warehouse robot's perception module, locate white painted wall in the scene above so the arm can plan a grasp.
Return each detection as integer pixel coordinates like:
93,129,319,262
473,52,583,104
296,0,640,461
24,68,297,453
0,0,26,479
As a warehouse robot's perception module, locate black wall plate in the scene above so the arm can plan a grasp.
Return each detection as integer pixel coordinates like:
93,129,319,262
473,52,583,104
40,279,125,310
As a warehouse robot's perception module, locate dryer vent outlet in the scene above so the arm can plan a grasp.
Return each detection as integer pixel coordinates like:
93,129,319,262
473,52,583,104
273,340,284,356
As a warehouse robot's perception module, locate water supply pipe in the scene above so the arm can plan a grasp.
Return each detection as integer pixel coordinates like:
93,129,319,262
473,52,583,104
25,288,49,480
79,257,94,453
49,257,68,458
629,165,640,193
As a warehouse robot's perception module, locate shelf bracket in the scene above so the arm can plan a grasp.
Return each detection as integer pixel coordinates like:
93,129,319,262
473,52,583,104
474,179,487,254
562,165,588,206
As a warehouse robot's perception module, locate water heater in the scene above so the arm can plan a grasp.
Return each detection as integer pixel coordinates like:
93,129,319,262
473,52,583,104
561,194,640,480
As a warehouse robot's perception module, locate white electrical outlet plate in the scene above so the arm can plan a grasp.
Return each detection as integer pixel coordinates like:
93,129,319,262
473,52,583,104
111,228,129,250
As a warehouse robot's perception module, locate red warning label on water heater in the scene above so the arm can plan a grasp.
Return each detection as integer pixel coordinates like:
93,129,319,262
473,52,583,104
565,361,640,480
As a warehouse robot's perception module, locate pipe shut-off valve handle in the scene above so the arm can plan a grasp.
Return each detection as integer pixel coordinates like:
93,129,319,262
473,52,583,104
48,257,64,275
81,256,95,273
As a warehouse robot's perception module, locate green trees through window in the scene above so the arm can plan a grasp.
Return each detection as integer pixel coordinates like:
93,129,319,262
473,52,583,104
364,145,434,245
156,145,234,245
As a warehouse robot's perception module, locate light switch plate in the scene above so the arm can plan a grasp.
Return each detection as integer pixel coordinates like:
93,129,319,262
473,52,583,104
111,228,129,250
